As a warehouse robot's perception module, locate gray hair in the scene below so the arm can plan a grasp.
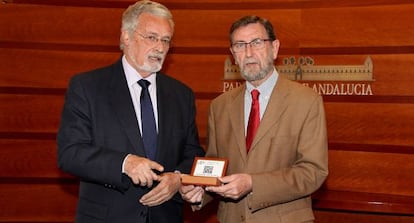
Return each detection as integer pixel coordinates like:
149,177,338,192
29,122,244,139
120,0,174,50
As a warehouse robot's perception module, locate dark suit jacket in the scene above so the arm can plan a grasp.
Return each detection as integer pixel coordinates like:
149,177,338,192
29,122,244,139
205,76,328,223
57,59,205,223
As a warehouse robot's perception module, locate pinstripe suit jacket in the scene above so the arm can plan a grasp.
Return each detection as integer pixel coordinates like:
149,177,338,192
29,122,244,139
57,59,204,223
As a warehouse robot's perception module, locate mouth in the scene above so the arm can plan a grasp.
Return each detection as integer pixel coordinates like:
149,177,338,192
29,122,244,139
244,59,259,66
148,55,163,63
244,61,259,68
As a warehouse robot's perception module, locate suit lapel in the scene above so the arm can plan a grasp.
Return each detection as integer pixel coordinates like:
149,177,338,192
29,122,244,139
108,61,145,156
154,74,168,162
249,77,290,152
228,86,248,162
154,73,182,162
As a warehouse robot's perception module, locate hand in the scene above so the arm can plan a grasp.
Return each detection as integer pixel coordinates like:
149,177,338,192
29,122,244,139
179,184,205,204
123,154,164,187
139,172,181,206
205,173,252,200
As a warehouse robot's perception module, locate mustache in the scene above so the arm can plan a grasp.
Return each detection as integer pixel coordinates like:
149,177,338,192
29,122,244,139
148,53,164,61
243,59,259,65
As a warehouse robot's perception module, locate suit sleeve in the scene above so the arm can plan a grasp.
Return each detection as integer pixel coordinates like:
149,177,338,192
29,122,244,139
57,76,131,191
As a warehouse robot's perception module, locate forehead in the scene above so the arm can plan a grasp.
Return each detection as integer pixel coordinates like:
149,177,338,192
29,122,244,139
232,23,267,41
137,12,173,36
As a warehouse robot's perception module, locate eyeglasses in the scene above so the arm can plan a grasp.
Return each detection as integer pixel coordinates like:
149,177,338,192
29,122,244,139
231,38,272,53
137,32,171,48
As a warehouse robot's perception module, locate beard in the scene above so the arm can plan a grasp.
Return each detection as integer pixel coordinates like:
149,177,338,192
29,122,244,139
240,57,274,82
138,52,165,73
139,61,162,73
126,47,165,74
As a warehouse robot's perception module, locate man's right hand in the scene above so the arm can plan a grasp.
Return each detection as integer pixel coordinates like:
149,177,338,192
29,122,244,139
124,154,164,187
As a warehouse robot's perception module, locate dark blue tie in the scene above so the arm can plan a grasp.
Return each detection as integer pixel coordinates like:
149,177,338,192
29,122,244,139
138,79,157,160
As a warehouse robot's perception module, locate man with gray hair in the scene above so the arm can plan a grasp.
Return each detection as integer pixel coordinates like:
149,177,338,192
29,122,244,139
57,1,204,222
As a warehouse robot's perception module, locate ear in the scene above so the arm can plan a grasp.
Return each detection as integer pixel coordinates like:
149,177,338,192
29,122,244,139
272,39,280,60
229,48,238,65
121,30,130,47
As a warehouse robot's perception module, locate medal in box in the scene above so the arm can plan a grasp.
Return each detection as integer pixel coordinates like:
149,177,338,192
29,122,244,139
181,157,228,186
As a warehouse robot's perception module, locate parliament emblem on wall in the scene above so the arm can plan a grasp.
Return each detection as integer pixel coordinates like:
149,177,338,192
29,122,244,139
223,56,374,95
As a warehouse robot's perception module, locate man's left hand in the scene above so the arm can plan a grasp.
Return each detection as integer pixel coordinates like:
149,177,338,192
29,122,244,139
139,172,181,206
205,173,252,200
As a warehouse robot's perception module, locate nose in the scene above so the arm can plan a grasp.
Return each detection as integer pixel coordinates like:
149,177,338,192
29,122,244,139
153,40,165,53
244,43,253,56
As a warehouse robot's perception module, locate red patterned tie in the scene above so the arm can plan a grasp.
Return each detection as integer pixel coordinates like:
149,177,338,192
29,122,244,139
246,89,260,152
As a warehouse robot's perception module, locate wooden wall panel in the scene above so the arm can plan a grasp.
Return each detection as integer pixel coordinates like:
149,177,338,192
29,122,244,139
173,9,302,48
0,184,78,222
301,5,414,47
0,182,219,223
325,102,414,146
0,4,122,46
0,49,120,88
3,51,414,96
0,94,211,138
2,3,414,49
314,210,414,223
195,99,210,138
2,93,413,148
0,94,62,133
0,139,67,178
326,150,414,196
1,0,414,222
165,54,231,93
3,139,413,197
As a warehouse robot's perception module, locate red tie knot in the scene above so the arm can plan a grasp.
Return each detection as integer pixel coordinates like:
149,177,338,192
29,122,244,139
251,89,260,101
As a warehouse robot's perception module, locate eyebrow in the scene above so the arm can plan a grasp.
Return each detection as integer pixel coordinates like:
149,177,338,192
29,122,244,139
142,31,172,39
233,37,265,43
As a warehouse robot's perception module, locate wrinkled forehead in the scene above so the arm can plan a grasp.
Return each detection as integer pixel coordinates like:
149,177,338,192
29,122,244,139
137,12,173,37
